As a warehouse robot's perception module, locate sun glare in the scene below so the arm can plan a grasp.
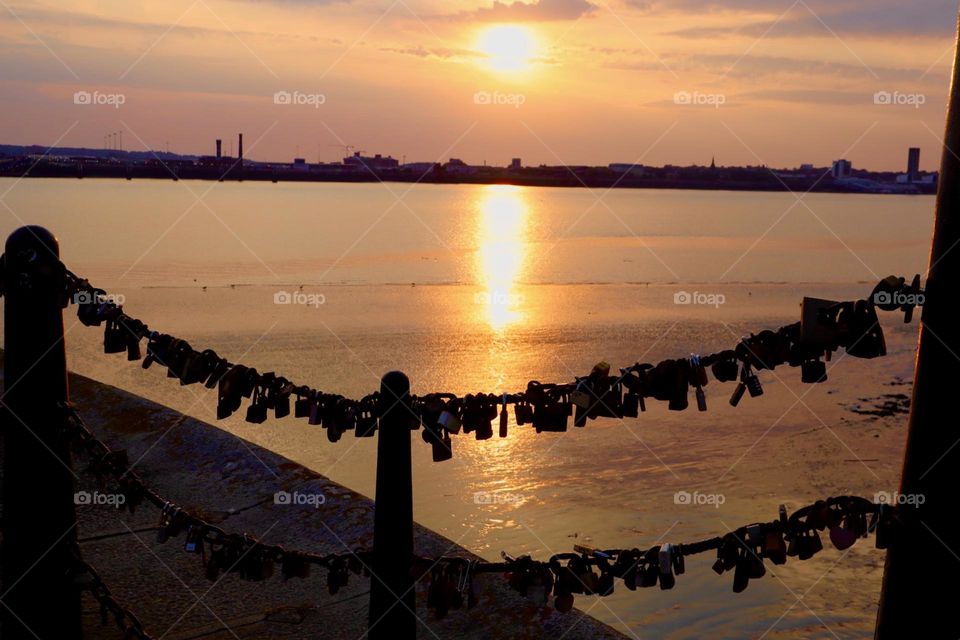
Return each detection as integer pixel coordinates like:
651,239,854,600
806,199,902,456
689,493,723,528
476,24,537,72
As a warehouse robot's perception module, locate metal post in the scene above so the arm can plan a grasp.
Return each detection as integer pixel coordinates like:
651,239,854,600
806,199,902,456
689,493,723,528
1,226,81,638
369,371,416,640
874,11,960,638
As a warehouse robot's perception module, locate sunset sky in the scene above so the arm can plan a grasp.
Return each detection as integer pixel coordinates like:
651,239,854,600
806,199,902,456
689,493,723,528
1,0,957,170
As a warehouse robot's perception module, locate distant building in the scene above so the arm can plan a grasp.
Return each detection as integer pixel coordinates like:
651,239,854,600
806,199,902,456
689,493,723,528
800,163,814,172
343,152,399,170
292,158,307,171
608,163,646,177
908,147,921,182
402,162,437,174
832,159,852,179
510,158,522,170
444,158,477,175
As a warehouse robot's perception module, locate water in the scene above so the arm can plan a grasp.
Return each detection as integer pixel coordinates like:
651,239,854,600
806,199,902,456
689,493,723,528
0,178,933,638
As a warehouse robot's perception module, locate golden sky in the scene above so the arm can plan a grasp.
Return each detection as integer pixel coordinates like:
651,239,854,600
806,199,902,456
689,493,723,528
1,0,956,170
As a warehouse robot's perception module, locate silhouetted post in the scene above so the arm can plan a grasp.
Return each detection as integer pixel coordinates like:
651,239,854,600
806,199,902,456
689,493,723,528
875,12,960,638
369,371,416,640
1,226,81,638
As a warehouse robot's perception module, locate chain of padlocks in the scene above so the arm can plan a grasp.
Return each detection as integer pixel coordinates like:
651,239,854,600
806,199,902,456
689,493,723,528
1,261,924,636
63,401,906,635
56,267,925,462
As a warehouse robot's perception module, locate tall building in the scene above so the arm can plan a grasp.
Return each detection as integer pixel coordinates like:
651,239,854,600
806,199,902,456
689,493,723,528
832,159,852,179
908,147,921,182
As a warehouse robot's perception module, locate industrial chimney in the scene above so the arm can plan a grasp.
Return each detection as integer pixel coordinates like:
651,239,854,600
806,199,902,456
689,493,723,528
238,133,244,166
216,139,222,159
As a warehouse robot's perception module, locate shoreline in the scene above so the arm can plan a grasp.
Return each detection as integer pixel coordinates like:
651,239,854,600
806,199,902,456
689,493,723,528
0,168,937,196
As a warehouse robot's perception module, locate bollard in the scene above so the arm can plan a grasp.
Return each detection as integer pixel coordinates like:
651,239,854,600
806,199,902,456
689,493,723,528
1,226,81,638
874,10,960,638
368,371,416,640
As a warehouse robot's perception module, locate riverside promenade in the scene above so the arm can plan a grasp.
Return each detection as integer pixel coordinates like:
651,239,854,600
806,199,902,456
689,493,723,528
0,360,626,640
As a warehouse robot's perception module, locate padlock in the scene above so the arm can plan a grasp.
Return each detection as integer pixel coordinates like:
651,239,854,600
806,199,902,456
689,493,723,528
658,544,676,590
672,546,685,575
732,550,751,593
116,317,144,361
807,501,830,530
515,399,534,426
245,386,268,424
829,514,859,551
327,558,349,595
800,297,843,351
574,555,599,595
744,365,763,398
184,525,203,553
621,385,640,418
533,394,569,433
428,564,451,618
271,380,292,419
620,556,639,591
474,397,494,440
729,380,747,407
794,530,824,560
294,389,312,418
711,355,740,383
205,357,231,389
801,359,828,384
762,531,787,565
205,544,226,582
281,553,311,581
142,334,172,370
308,398,322,426
182,350,216,386
432,431,453,462
103,319,127,354
355,403,377,438
691,355,708,411
164,339,191,380
216,365,248,419
438,405,462,435
593,566,614,597
838,299,887,359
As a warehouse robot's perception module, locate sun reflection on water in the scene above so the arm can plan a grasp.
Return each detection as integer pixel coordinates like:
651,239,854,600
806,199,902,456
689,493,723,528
475,185,529,332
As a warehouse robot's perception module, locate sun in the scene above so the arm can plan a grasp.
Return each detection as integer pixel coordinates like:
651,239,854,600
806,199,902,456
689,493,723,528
476,24,537,72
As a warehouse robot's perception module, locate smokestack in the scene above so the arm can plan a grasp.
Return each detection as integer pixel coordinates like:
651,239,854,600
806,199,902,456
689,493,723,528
216,139,222,158
238,133,243,166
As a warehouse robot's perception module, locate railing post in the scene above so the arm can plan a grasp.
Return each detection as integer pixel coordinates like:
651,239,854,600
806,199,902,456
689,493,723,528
1,226,81,638
369,370,416,640
874,11,960,638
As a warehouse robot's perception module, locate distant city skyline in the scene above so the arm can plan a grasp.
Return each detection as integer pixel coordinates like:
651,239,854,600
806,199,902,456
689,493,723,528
1,0,957,171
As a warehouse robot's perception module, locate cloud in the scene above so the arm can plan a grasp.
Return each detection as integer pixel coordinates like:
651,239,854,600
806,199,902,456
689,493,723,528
657,0,957,38
446,0,597,22
381,45,481,60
